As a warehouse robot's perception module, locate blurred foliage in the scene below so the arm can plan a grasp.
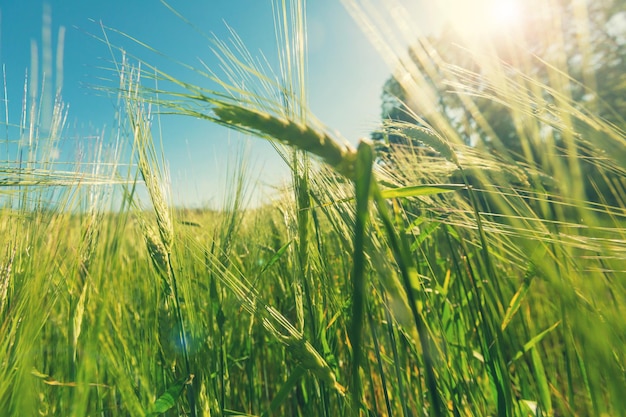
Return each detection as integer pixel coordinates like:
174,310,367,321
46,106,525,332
373,0,626,204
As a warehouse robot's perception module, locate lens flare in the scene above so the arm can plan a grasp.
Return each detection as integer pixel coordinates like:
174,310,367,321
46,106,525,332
439,0,523,39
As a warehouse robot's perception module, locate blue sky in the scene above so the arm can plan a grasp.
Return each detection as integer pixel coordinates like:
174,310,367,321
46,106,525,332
0,0,436,207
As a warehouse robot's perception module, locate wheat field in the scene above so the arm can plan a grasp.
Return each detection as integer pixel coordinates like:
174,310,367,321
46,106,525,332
1,0,625,416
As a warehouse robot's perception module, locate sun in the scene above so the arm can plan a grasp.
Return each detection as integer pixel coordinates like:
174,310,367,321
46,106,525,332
490,0,523,28
438,0,524,39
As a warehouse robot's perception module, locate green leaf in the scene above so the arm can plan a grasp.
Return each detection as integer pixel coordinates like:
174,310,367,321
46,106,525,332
259,239,293,275
379,184,465,199
409,220,443,252
532,343,553,414
147,375,192,416
501,273,534,331
318,184,462,208
349,140,374,407
261,366,307,417
509,321,561,365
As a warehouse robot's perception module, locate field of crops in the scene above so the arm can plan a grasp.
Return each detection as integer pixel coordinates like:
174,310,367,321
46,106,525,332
1,1,625,416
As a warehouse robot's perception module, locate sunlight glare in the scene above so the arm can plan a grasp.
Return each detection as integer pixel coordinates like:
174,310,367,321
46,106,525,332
440,0,523,39
490,0,522,28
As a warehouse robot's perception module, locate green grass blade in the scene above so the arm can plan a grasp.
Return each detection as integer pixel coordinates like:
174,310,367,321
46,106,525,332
501,273,534,332
260,366,307,417
509,321,561,364
349,140,374,412
379,184,465,199
371,183,444,417
531,344,553,415
147,375,193,416
259,239,293,275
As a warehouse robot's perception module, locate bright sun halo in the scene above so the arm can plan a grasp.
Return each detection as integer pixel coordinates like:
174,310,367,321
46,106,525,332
442,0,523,38
490,0,522,26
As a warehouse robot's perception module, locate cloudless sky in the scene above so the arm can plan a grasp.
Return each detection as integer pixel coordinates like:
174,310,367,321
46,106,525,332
0,0,438,207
